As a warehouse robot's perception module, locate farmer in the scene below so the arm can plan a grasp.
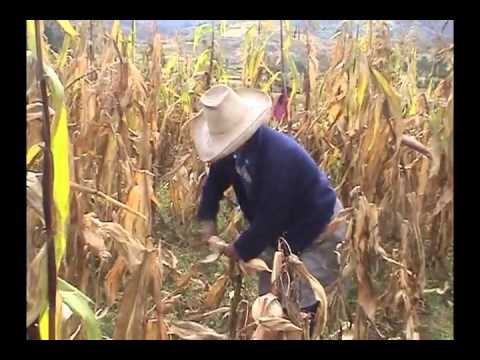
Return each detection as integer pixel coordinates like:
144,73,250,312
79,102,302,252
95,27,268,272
191,84,346,320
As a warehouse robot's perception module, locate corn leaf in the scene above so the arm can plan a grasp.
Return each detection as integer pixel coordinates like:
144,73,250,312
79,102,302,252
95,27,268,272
39,289,63,340
370,67,401,119
44,64,70,270
27,20,36,55
260,72,280,93
193,24,212,52
58,278,102,340
55,20,77,37
219,20,226,36
194,49,210,75
56,34,71,68
204,274,228,309
27,143,42,166
169,321,228,340
27,245,48,328
357,53,369,108
111,20,121,44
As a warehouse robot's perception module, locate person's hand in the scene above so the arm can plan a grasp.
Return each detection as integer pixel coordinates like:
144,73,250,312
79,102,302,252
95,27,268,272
199,220,217,243
223,243,240,261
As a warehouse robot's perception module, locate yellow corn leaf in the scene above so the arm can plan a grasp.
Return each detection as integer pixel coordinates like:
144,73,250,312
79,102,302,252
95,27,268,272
130,20,136,62
366,95,382,153
370,67,401,119
194,49,210,75
357,53,369,108
55,20,77,37
111,20,122,44
288,56,299,107
27,20,36,55
260,72,281,93
38,291,63,340
164,56,178,76
30,27,70,339
56,34,71,68
27,143,42,167
44,64,70,270
193,24,212,52
219,20,226,36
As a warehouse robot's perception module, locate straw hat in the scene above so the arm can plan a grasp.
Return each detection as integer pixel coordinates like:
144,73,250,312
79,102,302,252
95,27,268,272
190,85,272,162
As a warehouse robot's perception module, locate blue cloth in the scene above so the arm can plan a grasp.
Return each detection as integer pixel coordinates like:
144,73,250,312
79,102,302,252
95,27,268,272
197,125,337,261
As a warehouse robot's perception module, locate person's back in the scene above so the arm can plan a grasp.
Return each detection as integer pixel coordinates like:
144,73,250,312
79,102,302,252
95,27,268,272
250,125,337,254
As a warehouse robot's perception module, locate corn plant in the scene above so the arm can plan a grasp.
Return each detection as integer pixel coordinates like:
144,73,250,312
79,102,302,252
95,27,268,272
27,20,453,341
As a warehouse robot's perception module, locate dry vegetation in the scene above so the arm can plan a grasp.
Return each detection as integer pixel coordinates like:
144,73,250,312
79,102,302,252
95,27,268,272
26,20,453,340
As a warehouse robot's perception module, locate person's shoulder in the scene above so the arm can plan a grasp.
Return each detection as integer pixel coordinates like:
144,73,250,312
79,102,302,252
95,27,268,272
262,126,299,150
262,126,308,158
259,126,310,172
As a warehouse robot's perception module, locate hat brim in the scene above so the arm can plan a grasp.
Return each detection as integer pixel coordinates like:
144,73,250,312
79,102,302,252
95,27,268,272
190,88,272,162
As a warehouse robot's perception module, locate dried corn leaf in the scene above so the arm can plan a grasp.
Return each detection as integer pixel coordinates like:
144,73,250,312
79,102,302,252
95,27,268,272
168,321,228,340
401,135,432,159
199,252,221,264
431,188,453,219
185,307,231,322
98,221,145,271
257,316,303,333
204,274,228,309
251,293,283,321
27,245,48,327
113,250,156,340
207,236,228,252
163,249,178,269
239,258,272,273
174,264,199,288
251,325,277,340
104,256,127,306
27,172,44,221
145,318,169,340
270,251,284,285
82,215,111,260
288,254,328,335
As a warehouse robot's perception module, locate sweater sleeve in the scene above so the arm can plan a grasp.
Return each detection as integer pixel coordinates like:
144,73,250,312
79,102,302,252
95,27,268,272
233,155,295,261
197,158,233,221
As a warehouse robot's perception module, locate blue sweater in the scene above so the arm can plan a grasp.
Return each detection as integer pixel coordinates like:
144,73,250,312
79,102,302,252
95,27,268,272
197,125,337,261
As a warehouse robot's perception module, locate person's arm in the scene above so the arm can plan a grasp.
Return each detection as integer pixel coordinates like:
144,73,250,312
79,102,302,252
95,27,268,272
232,157,295,261
197,156,233,223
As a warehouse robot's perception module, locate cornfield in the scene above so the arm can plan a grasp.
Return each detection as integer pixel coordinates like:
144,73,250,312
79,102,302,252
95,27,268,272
26,19,453,340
